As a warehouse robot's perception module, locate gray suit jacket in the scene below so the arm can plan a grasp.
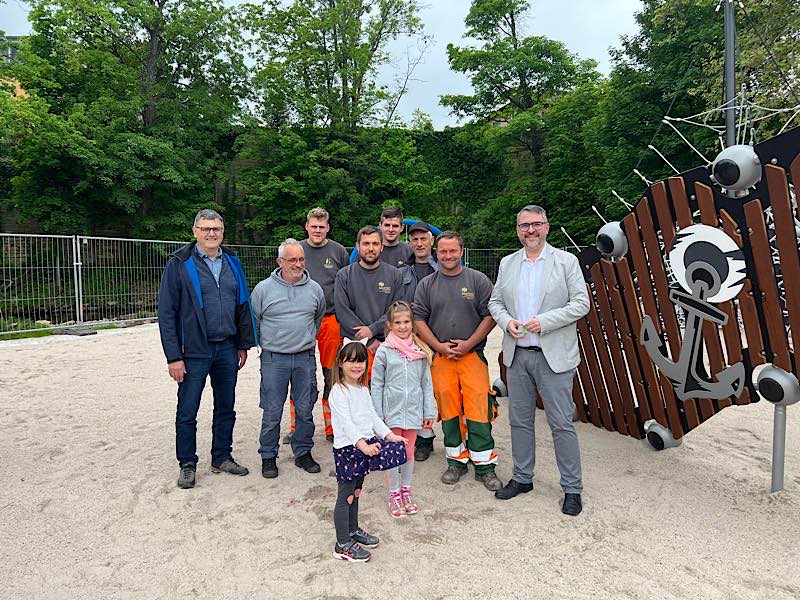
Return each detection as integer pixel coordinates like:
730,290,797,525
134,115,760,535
488,244,590,372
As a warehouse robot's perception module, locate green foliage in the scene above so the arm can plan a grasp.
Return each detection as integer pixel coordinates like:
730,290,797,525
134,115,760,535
246,0,423,131
620,0,800,116
439,0,603,247
2,0,800,253
0,0,248,237
234,126,454,245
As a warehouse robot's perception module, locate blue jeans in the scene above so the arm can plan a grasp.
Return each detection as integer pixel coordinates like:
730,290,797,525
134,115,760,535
175,339,239,465
258,350,317,459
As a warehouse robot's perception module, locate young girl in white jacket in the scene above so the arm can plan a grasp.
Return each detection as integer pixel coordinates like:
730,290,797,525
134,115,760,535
371,300,436,517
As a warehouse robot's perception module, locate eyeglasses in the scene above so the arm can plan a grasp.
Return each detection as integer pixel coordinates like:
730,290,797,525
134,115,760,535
279,257,305,264
517,222,548,231
196,226,223,234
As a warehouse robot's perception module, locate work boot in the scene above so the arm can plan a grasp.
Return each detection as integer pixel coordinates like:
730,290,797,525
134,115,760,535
440,463,468,484
475,470,503,491
261,457,278,478
414,438,434,462
295,452,321,473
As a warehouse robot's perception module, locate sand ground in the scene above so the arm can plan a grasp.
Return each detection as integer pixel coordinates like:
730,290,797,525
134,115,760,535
1,324,799,600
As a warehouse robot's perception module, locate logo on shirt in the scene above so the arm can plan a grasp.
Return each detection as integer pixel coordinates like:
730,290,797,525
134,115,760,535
461,287,475,300
378,281,392,294
323,257,334,269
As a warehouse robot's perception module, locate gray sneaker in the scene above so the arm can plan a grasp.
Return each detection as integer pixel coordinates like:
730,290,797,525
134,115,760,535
475,470,503,491
177,463,196,489
350,528,379,548
210,458,249,476
333,540,371,562
440,463,468,484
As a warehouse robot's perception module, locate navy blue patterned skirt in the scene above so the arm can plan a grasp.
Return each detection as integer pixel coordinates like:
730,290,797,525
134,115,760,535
332,437,408,483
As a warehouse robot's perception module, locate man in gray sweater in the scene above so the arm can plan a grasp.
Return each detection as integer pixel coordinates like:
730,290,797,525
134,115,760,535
250,239,326,478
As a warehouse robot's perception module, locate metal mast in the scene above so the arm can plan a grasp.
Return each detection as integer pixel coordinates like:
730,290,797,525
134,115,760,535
724,0,736,147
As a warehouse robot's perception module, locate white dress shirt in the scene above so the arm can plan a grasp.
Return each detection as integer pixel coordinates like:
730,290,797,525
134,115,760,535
515,244,549,347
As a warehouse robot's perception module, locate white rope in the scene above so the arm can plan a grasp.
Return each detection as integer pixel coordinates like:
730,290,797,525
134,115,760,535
668,116,726,132
612,190,635,211
737,93,749,145
560,227,583,252
633,168,653,186
747,102,800,114
778,108,800,135
648,144,681,173
662,118,712,163
591,205,608,224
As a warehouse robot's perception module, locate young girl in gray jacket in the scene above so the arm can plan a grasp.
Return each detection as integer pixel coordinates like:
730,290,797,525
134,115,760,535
371,300,436,517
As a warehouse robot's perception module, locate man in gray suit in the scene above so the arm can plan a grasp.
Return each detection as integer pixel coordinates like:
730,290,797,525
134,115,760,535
488,205,590,515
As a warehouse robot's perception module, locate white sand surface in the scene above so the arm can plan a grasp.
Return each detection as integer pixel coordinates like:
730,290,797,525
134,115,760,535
1,324,799,600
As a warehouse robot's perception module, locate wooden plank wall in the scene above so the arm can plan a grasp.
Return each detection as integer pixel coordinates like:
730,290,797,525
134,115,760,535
572,159,798,440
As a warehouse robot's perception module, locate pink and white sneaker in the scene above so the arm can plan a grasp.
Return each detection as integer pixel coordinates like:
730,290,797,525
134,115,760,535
400,486,418,515
388,490,406,518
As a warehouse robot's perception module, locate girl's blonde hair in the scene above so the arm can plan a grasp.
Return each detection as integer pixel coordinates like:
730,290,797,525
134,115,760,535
384,300,433,363
331,341,370,388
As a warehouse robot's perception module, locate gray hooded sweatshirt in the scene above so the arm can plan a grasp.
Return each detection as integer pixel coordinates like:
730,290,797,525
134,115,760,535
250,268,325,353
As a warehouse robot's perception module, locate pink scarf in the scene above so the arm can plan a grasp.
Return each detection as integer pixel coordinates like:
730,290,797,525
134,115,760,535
383,332,426,361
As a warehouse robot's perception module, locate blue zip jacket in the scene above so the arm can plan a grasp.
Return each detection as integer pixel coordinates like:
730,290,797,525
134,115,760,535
158,242,256,363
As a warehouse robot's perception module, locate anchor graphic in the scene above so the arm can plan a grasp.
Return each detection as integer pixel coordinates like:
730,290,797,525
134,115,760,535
641,225,747,402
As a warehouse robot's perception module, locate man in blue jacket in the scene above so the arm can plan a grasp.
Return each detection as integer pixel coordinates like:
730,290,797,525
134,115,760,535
158,209,256,489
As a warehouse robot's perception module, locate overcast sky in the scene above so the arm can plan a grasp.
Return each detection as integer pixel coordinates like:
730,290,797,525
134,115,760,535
1,0,643,128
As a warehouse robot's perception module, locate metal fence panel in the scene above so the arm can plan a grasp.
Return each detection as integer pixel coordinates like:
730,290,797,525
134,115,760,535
231,244,278,289
464,248,517,282
0,233,78,333
0,235,523,335
77,236,185,324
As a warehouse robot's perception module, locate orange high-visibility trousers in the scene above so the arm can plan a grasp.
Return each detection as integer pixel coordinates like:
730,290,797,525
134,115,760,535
430,351,498,472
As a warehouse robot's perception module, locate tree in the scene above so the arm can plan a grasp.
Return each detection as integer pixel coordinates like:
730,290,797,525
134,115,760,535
585,0,800,232
620,0,800,124
247,0,424,132
0,0,249,237
438,0,600,246
234,125,451,245
442,0,597,156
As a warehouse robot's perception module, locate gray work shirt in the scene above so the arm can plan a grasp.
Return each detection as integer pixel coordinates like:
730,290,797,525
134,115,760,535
413,267,494,352
300,239,349,314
